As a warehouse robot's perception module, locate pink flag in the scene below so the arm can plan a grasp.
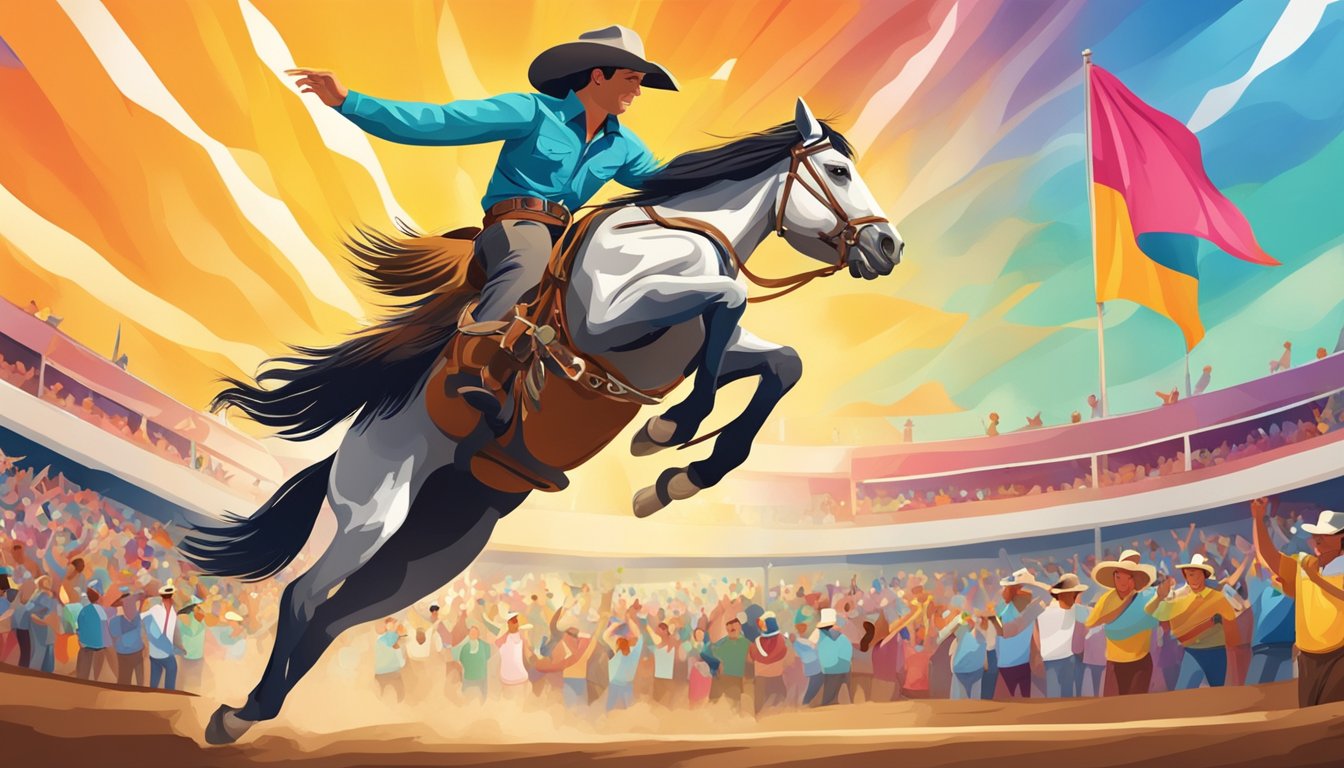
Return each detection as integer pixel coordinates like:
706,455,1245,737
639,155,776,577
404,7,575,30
1089,65,1278,266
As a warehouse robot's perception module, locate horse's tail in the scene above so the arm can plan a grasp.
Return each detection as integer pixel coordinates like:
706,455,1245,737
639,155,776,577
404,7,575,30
178,454,335,581
211,224,484,440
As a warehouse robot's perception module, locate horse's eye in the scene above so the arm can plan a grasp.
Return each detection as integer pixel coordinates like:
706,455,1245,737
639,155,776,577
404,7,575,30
827,165,850,180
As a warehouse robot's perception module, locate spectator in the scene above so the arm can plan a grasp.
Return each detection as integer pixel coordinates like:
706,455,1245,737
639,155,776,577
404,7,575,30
1157,388,1180,406
142,582,179,691
903,419,914,443
26,576,60,674
687,627,714,707
749,612,790,713
1088,394,1103,419
108,587,146,687
75,582,111,682
177,597,207,692
373,616,406,702
1085,558,1159,695
815,608,853,705
985,412,1000,437
1070,411,1082,424
452,626,491,701
1251,498,1344,706
1270,341,1292,373
711,617,750,710
1194,365,1212,395
1245,559,1295,684
995,569,1050,698
603,609,642,711
791,621,823,706
646,620,681,707
1038,573,1089,698
1025,412,1044,429
1317,347,1328,360
493,611,532,699
1151,554,1241,689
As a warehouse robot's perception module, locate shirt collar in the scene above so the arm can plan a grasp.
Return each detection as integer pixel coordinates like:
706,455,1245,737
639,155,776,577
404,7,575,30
557,90,622,137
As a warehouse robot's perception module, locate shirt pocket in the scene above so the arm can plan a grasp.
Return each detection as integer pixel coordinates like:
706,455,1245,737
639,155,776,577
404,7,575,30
586,148,624,180
533,125,575,161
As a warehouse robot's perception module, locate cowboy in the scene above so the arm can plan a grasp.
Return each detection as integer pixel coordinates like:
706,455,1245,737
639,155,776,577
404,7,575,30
1085,556,1160,695
1251,498,1344,706
1150,553,1241,689
1037,573,1089,698
290,26,677,420
108,586,147,687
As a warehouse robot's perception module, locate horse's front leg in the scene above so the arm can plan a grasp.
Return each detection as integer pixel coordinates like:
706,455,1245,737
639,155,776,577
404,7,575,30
633,329,802,518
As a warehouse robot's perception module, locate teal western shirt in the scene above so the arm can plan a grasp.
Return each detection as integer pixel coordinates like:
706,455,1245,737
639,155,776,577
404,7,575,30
336,89,663,212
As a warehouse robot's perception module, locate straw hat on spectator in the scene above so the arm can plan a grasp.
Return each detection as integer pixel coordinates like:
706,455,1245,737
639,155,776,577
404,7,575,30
999,568,1037,587
1049,573,1089,595
1091,559,1156,590
1119,549,1143,563
1302,510,1344,535
1176,553,1216,577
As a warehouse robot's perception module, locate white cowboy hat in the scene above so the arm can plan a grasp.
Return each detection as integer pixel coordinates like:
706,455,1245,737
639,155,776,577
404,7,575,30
1176,553,1216,577
503,611,520,622
1091,560,1157,591
224,611,244,622
1302,510,1344,536
999,568,1035,587
816,607,838,629
1119,549,1143,563
528,25,678,98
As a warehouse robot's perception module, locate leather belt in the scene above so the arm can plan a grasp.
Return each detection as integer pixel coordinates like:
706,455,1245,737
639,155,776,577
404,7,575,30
482,197,571,230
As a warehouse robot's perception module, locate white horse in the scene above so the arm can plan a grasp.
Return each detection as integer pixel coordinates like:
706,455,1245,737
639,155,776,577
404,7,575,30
188,99,901,743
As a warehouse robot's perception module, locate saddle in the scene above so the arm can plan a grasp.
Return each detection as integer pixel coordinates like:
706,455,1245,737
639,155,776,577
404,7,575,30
426,209,679,494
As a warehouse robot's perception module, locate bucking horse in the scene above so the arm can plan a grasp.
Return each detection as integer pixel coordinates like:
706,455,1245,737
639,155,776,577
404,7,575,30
184,99,902,743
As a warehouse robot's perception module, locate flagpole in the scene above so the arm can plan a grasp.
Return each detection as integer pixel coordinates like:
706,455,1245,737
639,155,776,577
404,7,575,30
1083,49,1108,417
1184,351,1192,398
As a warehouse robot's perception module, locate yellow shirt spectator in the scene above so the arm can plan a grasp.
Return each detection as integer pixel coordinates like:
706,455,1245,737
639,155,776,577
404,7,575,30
1152,587,1237,649
1276,553,1344,654
1086,587,1157,663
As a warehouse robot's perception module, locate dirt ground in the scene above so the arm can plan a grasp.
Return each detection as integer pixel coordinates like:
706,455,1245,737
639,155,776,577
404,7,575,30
4,663,1344,768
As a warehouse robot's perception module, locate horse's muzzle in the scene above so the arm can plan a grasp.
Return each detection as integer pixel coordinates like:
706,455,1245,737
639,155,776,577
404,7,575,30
849,224,903,280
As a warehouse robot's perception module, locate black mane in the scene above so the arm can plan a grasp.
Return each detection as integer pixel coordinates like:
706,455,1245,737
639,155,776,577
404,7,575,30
605,120,854,207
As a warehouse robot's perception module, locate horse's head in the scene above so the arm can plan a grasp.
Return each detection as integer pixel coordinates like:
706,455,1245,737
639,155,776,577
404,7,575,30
776,98,902,280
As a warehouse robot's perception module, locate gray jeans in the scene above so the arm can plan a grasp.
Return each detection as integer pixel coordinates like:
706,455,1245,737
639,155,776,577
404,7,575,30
472,219,559,322
1043,655,1079,698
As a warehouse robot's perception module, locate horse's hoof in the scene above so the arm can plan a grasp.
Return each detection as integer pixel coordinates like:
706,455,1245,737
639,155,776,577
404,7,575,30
631,416,678,457
633,467,701,518
205,704,256,746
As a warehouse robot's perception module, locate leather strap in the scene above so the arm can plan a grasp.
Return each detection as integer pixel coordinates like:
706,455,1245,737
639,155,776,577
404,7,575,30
623,206,844,303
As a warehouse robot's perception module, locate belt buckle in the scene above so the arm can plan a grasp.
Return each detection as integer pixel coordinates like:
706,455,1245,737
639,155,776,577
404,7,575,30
522,197,543,211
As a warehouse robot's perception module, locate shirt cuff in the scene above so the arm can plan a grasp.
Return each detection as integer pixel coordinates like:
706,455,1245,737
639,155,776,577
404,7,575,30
336,89,365,116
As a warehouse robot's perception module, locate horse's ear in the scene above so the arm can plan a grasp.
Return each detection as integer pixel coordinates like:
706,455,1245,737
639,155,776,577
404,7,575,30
795,98,824,145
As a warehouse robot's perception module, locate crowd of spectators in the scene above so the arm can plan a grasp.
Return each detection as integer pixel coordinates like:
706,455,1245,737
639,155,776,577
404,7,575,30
0,453,284,691
337,497,1339,715
845,395,1342,524
4,449,1340,716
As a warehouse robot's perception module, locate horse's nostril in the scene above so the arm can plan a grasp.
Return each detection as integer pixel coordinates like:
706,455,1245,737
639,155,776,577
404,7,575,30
880,235,896,259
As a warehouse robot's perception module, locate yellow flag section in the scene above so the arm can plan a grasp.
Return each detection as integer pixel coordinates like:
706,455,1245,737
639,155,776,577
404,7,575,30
1092,182,1205,351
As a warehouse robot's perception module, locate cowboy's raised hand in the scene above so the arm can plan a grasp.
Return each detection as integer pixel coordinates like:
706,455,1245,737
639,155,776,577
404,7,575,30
286,68,348,108
1157,576,1175,599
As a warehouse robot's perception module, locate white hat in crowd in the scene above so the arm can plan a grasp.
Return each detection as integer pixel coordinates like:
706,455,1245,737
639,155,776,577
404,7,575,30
1302,510,1344,536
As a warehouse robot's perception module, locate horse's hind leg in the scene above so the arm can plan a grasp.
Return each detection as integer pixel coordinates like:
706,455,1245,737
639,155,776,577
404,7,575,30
634,330,801,517
210,469,523,742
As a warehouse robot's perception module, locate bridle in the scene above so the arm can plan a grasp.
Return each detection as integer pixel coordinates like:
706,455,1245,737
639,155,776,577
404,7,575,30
773,139,890,278
621,138,890,303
